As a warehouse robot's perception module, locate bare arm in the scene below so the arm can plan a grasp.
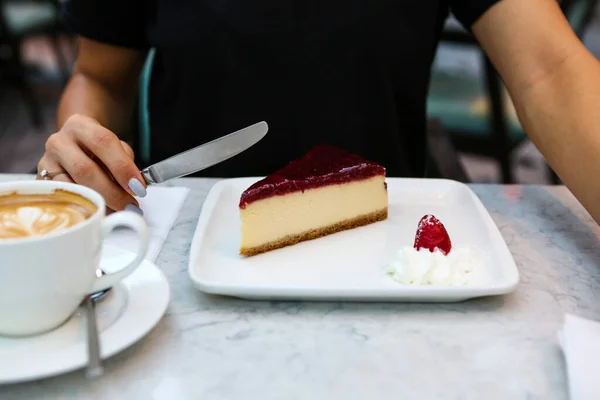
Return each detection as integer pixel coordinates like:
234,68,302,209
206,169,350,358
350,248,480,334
58,38,146,136
39,38,147,211
473,0,600,223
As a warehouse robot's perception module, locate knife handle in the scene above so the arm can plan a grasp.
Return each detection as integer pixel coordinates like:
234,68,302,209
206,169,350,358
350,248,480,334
140,168,156,185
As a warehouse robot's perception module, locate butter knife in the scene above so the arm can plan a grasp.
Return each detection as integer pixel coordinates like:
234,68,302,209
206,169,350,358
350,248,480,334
141,121,268,184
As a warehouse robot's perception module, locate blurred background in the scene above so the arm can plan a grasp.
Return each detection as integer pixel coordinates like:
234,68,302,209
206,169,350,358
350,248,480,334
0,0,598,183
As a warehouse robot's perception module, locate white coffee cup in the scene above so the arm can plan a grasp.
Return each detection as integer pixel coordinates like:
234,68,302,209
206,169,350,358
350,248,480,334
0,180,149,336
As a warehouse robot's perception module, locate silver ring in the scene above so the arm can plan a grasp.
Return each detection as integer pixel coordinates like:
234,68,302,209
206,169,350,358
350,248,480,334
38,168,68,180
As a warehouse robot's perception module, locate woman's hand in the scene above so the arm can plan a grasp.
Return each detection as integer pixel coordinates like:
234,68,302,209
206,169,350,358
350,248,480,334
37,114,147,212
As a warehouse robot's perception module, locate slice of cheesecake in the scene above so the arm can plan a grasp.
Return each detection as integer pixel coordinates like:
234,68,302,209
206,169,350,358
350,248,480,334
239,145,388,257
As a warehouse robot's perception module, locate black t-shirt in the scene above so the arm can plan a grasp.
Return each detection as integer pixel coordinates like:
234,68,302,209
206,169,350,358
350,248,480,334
63,0,500,177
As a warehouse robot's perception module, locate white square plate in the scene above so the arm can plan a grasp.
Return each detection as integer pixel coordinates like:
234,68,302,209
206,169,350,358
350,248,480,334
188,178,519,302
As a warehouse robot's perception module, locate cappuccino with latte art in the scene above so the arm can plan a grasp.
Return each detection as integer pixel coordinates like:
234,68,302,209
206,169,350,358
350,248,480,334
0,190,97,239
0,180,149,336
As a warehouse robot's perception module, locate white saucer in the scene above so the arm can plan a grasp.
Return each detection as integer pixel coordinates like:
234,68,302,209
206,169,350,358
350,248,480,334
0,246,170,384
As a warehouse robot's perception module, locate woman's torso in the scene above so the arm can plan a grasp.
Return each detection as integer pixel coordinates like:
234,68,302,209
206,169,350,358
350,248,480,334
146,0,450,177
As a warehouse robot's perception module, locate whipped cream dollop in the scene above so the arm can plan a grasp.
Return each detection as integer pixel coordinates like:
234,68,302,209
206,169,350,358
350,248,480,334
385,246,486,286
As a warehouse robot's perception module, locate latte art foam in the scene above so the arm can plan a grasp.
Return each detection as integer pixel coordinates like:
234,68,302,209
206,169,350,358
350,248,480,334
1,206,86,238
0,190,98,239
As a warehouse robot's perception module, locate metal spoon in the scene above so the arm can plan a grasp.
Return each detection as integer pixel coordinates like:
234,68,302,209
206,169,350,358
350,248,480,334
84,270,111,378
84,293,103,378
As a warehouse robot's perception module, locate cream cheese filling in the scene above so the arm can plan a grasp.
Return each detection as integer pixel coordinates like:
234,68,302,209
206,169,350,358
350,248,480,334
240,176,387,248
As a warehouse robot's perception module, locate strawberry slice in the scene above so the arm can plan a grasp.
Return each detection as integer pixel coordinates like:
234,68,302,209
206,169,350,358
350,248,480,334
413,214,452,255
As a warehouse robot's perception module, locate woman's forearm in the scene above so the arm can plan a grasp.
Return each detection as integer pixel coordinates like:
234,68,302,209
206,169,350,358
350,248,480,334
56,38,145,139
514,48,600,223
57,72,136,138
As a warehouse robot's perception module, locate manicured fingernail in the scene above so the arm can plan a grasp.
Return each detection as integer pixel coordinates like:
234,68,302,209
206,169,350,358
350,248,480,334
125,203,143,215
128,178,147,198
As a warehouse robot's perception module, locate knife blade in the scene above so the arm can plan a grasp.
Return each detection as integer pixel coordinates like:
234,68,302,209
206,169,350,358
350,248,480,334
141,121,268,184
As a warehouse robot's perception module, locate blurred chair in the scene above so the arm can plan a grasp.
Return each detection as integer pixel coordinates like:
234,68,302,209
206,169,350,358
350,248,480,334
428,0,599,184
135,48,155,166
427,118,471,182
0,0,70,128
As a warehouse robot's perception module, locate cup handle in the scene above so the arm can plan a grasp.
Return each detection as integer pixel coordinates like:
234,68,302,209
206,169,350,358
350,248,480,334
89,211,150,294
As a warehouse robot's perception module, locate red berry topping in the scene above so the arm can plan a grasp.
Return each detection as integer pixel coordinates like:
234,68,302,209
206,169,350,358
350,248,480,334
413,214,452,255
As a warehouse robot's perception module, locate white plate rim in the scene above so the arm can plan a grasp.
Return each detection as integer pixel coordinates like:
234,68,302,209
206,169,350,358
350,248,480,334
0,246,170,384
188,177,519,301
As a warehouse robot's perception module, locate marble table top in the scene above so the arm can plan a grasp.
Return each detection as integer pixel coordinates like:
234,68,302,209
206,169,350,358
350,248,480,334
1,175,598,400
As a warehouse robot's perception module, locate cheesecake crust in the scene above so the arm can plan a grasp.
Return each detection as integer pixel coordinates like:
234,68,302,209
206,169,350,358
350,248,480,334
240,208,388,257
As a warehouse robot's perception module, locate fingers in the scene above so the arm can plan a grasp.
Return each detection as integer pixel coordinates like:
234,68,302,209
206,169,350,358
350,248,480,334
36,156,74,183
63,115,147,198
44,132,138,211
121,141,135,159
40,114,147,213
